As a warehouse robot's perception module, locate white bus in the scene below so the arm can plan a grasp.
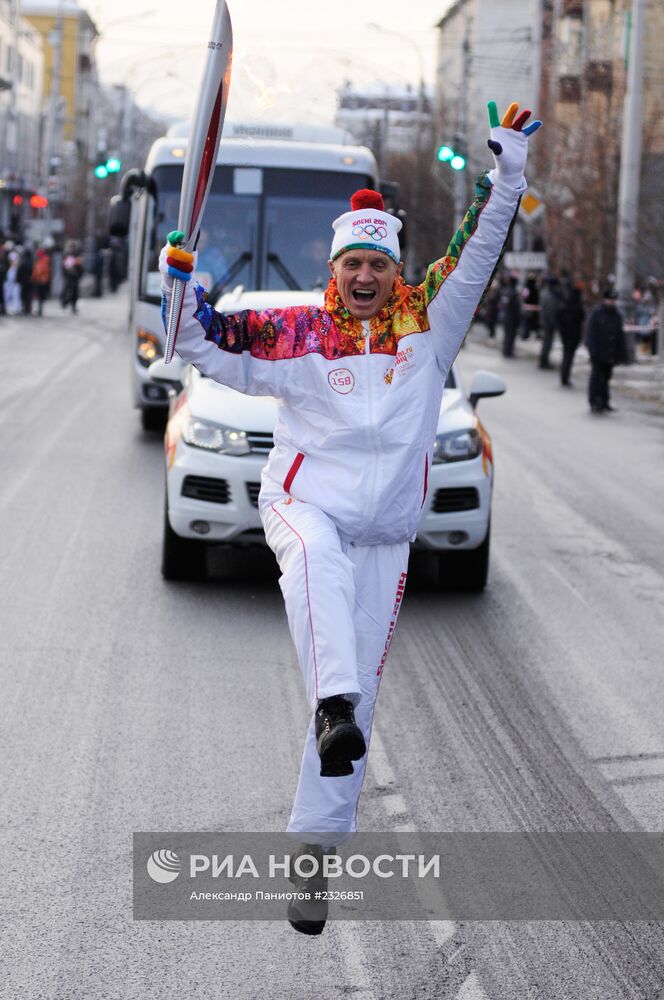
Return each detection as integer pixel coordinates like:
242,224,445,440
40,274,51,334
110,123,385,430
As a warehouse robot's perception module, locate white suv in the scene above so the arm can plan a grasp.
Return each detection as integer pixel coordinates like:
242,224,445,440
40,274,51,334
152,290,505,591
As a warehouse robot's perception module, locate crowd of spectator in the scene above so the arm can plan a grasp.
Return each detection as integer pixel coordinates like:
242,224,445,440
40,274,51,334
479,269,661,414
0,234,124,318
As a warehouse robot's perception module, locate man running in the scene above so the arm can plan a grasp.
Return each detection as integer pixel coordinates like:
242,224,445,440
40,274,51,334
160,101,541,933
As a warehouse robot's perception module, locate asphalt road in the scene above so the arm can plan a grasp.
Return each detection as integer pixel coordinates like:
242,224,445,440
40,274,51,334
2,293,664,999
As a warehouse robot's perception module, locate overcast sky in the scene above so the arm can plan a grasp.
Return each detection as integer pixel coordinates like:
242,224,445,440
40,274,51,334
86,0,453,124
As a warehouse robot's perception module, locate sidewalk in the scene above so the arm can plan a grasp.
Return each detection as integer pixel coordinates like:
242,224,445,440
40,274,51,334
0,284,127,330
469,323,664,412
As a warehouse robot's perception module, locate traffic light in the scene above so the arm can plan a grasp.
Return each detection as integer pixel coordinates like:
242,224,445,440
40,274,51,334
94,156,122,179
437,142,466,171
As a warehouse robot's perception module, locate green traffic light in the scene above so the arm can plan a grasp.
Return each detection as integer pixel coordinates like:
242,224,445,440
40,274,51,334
94,164,108,179
437,145,454,162
451,155,466,171
106,157,122,173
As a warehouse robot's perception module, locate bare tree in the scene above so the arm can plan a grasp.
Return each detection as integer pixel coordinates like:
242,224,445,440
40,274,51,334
384,147,456,282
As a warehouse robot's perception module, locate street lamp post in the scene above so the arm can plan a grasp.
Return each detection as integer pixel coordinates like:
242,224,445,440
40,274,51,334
615,0,646,326
454,16,472,225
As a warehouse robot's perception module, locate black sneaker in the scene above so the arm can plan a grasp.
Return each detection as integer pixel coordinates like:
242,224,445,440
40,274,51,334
287,843,334,935
315,696,366,777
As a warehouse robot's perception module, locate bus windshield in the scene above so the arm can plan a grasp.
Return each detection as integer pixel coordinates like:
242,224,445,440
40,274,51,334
261,168,371,291
140,163,372,301
141,165,259,300
264,196,342,291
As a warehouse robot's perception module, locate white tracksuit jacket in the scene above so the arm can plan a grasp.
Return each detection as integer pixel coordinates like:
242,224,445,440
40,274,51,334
161,169,523,843
162,171,524,544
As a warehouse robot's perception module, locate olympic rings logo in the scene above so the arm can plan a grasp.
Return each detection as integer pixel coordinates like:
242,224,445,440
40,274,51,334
351,224,388,242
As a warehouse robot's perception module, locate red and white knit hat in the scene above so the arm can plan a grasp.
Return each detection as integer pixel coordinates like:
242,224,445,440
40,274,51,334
330,189,402,264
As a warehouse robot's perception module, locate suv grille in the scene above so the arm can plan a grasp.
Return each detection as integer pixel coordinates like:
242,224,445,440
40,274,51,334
246,431,274,454
247,482,261,508
431,487,479,513
181,476,231,504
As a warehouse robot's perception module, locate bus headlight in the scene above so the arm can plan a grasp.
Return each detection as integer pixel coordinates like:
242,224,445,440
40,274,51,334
432,428,482,464
137,328,163,367
182,417,251,455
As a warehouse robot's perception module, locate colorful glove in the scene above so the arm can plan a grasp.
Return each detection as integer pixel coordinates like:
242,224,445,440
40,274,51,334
159,229,197,288
486,101,542,188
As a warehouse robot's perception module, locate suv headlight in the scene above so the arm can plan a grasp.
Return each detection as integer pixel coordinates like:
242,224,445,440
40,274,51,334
182,417,251,455
136,328,163,367
432,428,482,464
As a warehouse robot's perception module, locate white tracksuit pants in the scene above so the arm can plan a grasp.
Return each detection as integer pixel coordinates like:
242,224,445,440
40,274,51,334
261,495,410,847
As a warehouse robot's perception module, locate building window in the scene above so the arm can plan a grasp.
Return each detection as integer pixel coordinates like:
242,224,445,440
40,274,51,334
558,16,583,76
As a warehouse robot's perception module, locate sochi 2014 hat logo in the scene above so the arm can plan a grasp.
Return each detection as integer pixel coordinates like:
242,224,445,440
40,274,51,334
328,368,355,394
147,849,181,883
352,223,388,243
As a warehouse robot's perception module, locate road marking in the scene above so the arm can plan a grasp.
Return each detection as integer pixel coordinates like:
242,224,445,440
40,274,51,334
457,971,490,999
335,923,375,997
367,726,396,787
368,729,465,951
544,562,593,609
381,792,409,817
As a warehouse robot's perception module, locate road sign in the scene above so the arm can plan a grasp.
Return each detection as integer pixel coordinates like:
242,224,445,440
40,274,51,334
503,251,548,271
519,189,545,223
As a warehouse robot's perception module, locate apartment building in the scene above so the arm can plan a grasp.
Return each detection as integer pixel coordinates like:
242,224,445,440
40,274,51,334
0,0,44,233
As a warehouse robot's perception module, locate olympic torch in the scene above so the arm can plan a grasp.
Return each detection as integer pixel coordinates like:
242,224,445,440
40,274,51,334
164,1,233,363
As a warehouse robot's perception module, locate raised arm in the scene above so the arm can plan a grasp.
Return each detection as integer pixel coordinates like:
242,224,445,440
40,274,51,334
422,101,542,377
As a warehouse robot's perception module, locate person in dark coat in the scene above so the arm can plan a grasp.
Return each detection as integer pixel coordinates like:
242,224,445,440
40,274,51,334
585,289,628,413
61,241,83,314
0,238,7,316
538,274,561,369
520,272,540,340
108,239,122,292
17,246,34,315
92,243,104,298
31,248,51,317
558,273,585,386
484,282,500,339
501,274,521,357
